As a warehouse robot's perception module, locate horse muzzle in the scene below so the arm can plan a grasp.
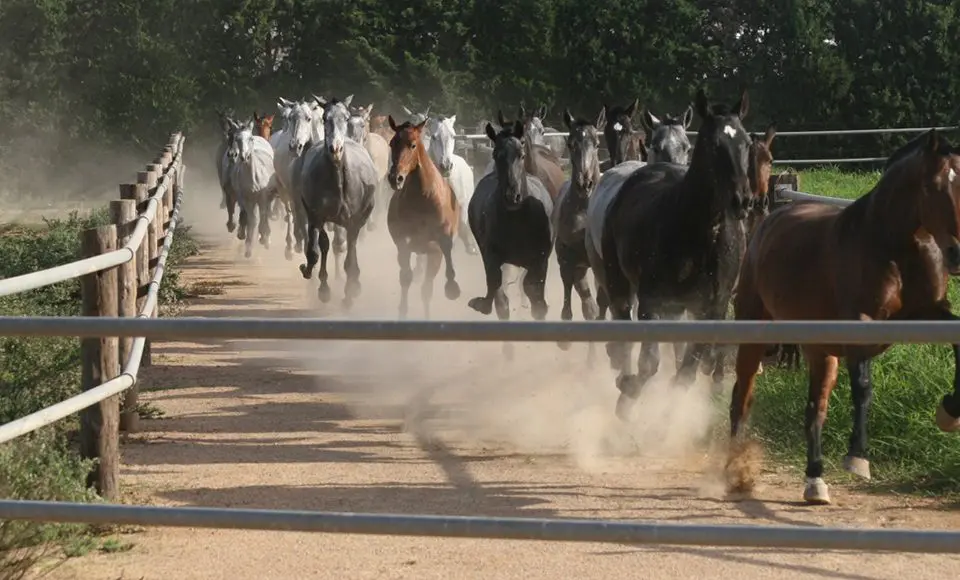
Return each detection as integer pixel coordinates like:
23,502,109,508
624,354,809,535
289,141,305,156
439,161,453,177
388,172,405,191
328,143,344,163
945,241,960,275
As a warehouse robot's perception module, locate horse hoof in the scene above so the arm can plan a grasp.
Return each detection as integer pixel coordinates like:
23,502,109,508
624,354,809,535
284,247,294,261
295,242,303,253
345,279,361,299
614,392,636,422
318,283,332,303
220,200,226,209
262,239,271,250
244,249,252,259
298,264,310,280
444,280,461,300
227,222,236,233
531,302,548,321
803,477,831,505
556,341,572,351
468,297,493,315
842,455,871,480
366,221,376,232
237,231,246,241
342,296,354,310
561,308,573,321
936,402,960,432
757,362,765,375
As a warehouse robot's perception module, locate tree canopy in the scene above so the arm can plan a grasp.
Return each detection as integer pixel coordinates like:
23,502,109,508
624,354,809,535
1,0,957,194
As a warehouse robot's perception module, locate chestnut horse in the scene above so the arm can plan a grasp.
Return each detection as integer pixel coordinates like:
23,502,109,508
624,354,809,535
727,128,960,506
386,117,462,319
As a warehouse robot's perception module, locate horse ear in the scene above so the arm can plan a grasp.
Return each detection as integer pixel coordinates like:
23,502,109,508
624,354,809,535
642,109,658,131
518,104,526,120
447,114,457,126
312,94,327,108
596,107,606,130
388,115,398,132
563,109,575,131
537,105,547,119
764,123,777,148
362,105,373,121
734,89,749,120
625,98,639,119
513,120,525,140
485,122,498,142
682,105,694,129
925,128,941,154
342,94,354,108
695,88,710,119
497,110,508,127
415,118,428,132
402,105,414,116
265,114,274,124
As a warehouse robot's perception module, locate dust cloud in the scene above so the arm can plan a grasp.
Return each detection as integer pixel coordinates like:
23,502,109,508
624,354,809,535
179,142,733,484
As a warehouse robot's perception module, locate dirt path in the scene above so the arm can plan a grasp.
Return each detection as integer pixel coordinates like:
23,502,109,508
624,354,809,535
45,187,960,579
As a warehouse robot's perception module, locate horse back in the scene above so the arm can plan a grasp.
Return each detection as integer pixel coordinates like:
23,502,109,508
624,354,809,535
585,160,646,260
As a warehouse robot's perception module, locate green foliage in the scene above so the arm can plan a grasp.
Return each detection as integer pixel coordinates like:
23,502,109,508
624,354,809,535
0,208,197,572
749,168,960,494
2,0,959,197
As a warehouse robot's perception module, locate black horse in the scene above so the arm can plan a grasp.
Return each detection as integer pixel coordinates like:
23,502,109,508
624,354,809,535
597,88,755,420
600,98,644,171
467,120,555,360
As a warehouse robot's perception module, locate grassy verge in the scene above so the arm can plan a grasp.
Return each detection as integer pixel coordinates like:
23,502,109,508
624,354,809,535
0,209,199,576
748,167,960,495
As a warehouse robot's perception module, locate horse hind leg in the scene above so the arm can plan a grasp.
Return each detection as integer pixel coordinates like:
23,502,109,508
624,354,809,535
332,225,347,280
243,204,257,258
283,202,295,260
257,197,272,250
396,244,414,319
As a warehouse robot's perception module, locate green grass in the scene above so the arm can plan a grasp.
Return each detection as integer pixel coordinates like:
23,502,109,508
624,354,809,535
0,209,198,576
747,167,960,496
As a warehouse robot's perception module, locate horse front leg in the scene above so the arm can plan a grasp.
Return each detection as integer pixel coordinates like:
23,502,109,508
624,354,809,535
421,249,442,320
332,225,347,280
342,225,362,309
438,233,461,301
257,196,272,250
283,200,295,260
572,262,599,365
842,355,873,480
467,252,510,358
801,349,839,505
396,242,413,319
244,202,259,258
225,192,237,232
619,307,661,422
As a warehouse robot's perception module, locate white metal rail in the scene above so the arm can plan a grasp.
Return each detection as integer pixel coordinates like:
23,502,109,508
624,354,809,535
0,167,185,444
0,138,184,298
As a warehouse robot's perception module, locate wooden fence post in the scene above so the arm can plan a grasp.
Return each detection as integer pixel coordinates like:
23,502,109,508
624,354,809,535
136,168,159,367
111,195,139,434
79,225,120,500
146,163,165,239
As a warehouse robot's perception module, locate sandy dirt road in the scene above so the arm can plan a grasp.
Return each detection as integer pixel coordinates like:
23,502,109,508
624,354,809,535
43,183,960,580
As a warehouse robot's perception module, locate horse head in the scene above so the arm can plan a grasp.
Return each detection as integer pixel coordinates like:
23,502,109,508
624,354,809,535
641,105,694,164
602,98,640,166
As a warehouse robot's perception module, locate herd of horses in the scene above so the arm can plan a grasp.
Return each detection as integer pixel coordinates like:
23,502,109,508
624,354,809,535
214,87,960,506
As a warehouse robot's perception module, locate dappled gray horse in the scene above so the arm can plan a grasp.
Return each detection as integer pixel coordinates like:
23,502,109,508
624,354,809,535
273,97,324,259
520,104,565,159
296,96,378,308
347,103,390,232
641,106,694,165
227,120,278,259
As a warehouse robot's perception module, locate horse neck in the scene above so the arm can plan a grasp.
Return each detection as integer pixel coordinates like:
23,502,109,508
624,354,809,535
413,140,447,202
523,140,538,173
858,164,926,243
681,136,737,220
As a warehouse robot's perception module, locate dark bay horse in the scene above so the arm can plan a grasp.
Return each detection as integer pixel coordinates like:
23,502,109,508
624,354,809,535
468,121,554,359
499,109,566,199
599,88,754,421
296,96,378,308
553,108,604,362
727,128,960,505
600,99,643,171
386,117,462,319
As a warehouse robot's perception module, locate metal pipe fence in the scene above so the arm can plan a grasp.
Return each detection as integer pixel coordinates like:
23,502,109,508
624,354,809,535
2,500,960,553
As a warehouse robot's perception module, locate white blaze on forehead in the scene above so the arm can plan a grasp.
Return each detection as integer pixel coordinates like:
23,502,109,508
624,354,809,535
950,168,957,183
723,125,737,138
613,122,623,132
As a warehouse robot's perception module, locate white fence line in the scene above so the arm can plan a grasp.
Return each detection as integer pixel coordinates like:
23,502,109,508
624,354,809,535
0,170,185,444
1,318,960,344
0,138,184,298
2,500,960,553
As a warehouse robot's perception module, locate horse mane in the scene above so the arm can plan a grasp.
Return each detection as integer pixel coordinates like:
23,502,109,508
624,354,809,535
884,130,955,170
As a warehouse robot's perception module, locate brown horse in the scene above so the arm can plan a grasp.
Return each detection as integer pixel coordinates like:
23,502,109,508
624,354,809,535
386,116,462,319
253,111,274,139
727,128,960,506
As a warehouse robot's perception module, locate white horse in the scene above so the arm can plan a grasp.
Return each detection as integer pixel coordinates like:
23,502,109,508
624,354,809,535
228,120,278,259
271,96,324,259
215,111,243,233
426,114,478,255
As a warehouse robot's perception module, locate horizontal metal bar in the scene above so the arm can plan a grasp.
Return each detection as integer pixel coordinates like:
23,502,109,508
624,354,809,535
459,126,960,140
772,157,887,165
0,178,185,442
777,188,854,207
1,500,959,553
2,318,960,344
